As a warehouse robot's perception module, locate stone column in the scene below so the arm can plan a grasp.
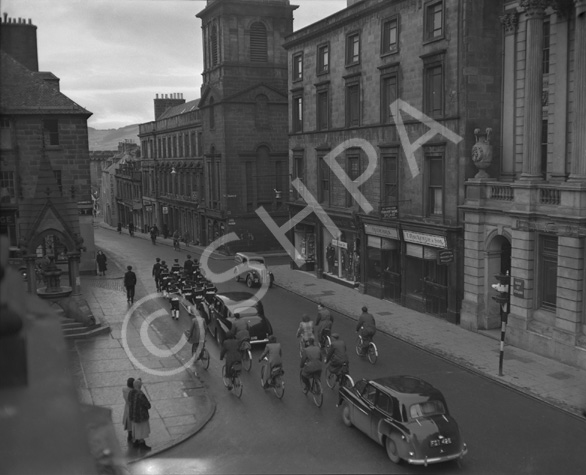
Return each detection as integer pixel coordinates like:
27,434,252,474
519,0,548,181
67,252,81,296
568,0,586,181
500,11,519,181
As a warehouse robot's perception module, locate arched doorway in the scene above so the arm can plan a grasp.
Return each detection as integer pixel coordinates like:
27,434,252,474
485,234,511,329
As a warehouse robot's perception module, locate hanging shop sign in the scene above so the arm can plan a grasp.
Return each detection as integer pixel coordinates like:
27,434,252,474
145,205,153,212
364,224,399,240
380,206,398,219
437,249,454,264
403,230,447,248
162,206,169,215
332,239,348,249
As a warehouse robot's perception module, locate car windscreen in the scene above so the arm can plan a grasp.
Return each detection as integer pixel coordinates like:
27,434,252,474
249,258,265,265
231,306,260,318
409,400,446,420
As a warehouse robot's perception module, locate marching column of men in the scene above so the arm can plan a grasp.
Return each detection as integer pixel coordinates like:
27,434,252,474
151,254,217,321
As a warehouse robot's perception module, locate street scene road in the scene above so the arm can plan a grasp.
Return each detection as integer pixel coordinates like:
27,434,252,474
93,227,586,475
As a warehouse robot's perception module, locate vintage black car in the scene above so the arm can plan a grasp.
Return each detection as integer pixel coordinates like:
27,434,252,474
200,291,273,346
338,376,467,466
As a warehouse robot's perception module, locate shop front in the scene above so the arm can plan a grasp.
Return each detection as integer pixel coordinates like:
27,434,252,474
402,230,450,319
363,223,401,300
293,223,316,271
322,216,360,287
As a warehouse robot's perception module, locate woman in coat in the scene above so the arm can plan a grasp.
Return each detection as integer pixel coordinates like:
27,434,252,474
122,377,135,442
96,250,107,276
129,379,152,451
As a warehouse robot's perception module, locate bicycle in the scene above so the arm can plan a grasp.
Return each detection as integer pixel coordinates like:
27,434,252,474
260,358,285,399
192,341,210,370
222,363,243,398
239,339,252,372
300,371,323,407
355,334,378,364
318,328,332,360
325,361,354,390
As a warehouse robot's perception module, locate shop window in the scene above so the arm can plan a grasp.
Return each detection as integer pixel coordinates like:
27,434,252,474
293,53,303,81
346,32,360,65
539,235,558,310
381,16,399,55
424,0,444,42
405,255,425,296
317,43,329,74
381,73,398,124
318,155,330,204
250,22,268,62
426,156,443,216
43,119,59,146
317,89,329,131
346,83,360,127
292,94,303,133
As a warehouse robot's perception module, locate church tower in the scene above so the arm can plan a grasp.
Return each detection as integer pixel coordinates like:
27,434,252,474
196,0,297,252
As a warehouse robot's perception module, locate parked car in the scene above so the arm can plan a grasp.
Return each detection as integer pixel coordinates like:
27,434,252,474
338,375,467,467
200,291,273,346
234,252,274,288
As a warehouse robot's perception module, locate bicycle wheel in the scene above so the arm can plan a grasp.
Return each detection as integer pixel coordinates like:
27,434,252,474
200,348,210,370
300,372,308,395
233,375,243,398
221,365,230,388
273,375,285,399
242,350,252,372
342,373,354,389
355,336,363,356
312,379,323,407
368,342,378,364
326,368,337,390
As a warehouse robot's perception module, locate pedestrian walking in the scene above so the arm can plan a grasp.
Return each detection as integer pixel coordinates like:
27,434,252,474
96,250,107,276
162,224,169,239
173,230,181,251
152,258,162,292
153,224,159,237
122,377,135,442
117,222,122,234
128,379,151,451
128,222,135,237
150,226,157,245
124,265,137,304
184,255,194,277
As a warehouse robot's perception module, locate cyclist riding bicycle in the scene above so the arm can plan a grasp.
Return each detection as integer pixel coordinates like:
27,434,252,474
315,302,334,348
325,333,349,375
259,335,283,388
230,313,251,351
220,334,242,390
356,306,377,354
186,314,204,358
300,336,322,390
296,314,315,349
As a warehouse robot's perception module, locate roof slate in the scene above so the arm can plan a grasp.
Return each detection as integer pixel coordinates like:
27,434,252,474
157,98,200,120
0,50,91,116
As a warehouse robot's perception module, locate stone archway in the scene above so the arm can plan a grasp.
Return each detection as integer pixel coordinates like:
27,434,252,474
484,234,511,329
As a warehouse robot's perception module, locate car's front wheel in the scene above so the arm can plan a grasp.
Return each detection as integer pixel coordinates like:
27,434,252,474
341,401,352,427
246,275,254,288
385,435,401,464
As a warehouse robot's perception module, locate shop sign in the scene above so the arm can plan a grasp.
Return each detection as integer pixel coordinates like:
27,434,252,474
380,206,398,219
513,278,524,298
145,205,153,212
228,219,236,225
332,239,348,249
403,230,447,248
437,249,454,264
162,206,169,215
365,224,399,240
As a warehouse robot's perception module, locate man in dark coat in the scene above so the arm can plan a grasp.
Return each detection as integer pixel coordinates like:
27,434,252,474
356,306,377,353
220,334,242,389
124,265,137,303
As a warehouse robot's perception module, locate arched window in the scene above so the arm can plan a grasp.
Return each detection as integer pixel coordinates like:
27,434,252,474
250,22,267,62
209,97,215,129
211,25,218,66
255,94,269,129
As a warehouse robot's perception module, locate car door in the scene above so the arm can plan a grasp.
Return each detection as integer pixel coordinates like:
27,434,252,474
353,382,377,438
370,390,394,443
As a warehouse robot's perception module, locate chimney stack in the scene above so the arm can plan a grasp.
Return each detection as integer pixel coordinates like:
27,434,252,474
153,92,186,120
0,13,39,71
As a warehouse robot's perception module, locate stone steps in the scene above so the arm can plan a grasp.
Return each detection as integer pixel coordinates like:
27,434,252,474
60,317,110,340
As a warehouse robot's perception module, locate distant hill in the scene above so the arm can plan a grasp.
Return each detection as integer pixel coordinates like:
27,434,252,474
88,124,139,151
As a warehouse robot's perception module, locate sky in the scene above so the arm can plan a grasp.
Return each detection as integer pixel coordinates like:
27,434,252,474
2,0,345,130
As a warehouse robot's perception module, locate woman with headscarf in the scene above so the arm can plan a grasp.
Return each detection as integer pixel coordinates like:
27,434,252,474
122,377,135,442
129,379,152,451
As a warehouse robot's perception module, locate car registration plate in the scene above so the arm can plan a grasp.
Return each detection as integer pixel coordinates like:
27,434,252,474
251,336,258,340
430,437,452,447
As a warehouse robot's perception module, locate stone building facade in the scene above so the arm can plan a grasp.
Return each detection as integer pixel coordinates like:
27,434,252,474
0,15,95,275
138,94,204,241
284,0,503,323
461,0,586,369
194,0,294,252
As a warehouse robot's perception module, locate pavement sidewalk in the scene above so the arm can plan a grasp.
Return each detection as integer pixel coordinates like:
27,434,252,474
69,255,215,464
271,265,586,418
